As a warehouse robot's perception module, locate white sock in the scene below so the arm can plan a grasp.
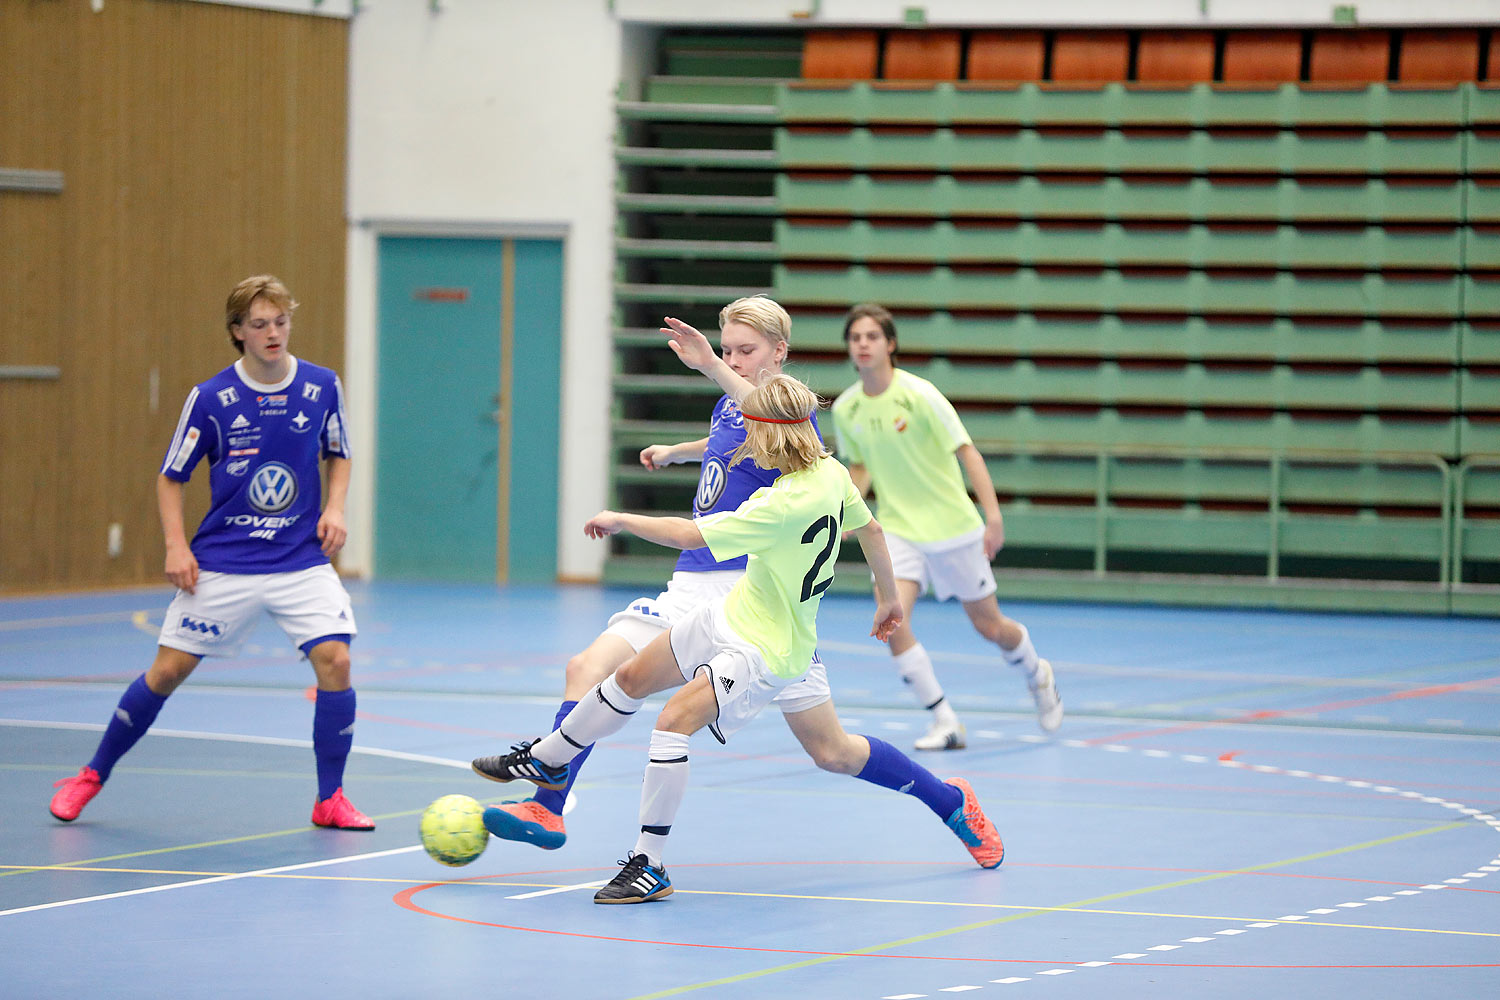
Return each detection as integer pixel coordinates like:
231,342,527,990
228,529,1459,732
633,729,691,867
1002,624,1039,677
533,674,644,765
894,643,947,711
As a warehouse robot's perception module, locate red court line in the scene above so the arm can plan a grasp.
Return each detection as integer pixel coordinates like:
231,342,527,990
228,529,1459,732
393,876,1499,968
1089,675,1500,746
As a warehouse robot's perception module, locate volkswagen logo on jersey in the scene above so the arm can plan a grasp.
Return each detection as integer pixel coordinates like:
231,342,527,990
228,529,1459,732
695,457,728,513
247,462,298,514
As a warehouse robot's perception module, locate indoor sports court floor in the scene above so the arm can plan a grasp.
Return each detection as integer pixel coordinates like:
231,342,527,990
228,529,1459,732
2,581,1497,999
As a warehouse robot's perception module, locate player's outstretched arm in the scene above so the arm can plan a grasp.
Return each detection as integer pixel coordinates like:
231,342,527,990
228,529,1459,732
157,475,199,594
853,517,903,641
640,437,708,471
318,456,351,557
661,316,754,403
585,510,707,551
955,443,1005,559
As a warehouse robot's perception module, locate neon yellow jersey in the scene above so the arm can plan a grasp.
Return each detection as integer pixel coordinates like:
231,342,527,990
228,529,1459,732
831,368,981,544
697,455,872,678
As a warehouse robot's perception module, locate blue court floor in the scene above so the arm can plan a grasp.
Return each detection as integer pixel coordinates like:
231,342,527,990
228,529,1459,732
2,582,1497,999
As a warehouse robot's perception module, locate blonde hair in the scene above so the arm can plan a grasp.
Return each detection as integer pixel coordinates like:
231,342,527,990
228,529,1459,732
731,373,829,473
225,275,298,353
719,294,792,349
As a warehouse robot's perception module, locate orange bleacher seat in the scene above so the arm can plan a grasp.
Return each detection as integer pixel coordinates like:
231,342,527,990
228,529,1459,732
1399,29,1480,83
884,30,962,81
1136,30,1216,84
1309,30,1391,83
802,30,880,80
966,30,1045,82
1052,30,1130,83
1221,31,1303,84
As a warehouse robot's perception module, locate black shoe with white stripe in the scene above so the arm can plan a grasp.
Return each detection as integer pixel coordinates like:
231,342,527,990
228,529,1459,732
471,739,570,790
594,852,673,904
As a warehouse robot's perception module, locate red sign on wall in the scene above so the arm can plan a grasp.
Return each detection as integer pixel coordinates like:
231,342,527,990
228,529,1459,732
414,287,470,303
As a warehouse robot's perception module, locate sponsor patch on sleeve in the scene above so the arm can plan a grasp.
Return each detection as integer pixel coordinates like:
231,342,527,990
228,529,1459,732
169,427,200,472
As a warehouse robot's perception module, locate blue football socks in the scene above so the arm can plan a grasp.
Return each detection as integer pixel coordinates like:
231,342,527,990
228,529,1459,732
313,687,357,801
534,699,594,816
855,735,964,820
88,673,168,782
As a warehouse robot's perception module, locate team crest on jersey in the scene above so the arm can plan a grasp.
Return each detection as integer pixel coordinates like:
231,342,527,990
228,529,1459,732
247,462,297,514
715,400,744,431
290,411,313,433
216,387,239,407
695,457,729,513
894,416,908,432
302,382,321,402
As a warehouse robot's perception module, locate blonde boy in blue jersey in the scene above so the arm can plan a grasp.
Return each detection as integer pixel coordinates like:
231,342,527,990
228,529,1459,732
48,275,372,830
473,373,1005,902
834,304,1062,750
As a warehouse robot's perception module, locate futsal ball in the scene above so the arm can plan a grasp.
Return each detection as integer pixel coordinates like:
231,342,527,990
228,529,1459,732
419,794,489,867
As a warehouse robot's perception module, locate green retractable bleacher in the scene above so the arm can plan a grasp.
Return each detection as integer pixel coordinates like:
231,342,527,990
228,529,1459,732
609,27,1499,613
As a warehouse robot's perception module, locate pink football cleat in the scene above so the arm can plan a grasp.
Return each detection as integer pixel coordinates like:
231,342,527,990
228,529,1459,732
311,788,375,830
50,766,104,822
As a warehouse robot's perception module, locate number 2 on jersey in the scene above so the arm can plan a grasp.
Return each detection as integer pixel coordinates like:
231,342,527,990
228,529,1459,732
799,511,840,602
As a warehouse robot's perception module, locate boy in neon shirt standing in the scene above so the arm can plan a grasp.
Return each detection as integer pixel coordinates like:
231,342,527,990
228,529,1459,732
832,304,1062,750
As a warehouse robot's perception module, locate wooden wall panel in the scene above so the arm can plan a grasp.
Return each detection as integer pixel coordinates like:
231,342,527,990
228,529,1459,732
0,0,347,593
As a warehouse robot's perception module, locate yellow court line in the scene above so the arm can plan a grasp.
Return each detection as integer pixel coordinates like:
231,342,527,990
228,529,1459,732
131,610,158,636
0,808,423,880
6,861,1495,941
670,889,1500,938
623,817,1486,1000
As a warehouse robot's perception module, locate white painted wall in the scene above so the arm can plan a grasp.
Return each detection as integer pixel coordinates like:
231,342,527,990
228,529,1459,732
343,0,624,580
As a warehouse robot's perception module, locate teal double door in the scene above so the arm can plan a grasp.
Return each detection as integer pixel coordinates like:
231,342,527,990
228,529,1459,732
375,236,562,583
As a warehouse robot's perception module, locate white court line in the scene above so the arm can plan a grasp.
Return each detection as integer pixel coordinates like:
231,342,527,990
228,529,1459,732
0,845,421,918
507,880,608,899
0,718,474,770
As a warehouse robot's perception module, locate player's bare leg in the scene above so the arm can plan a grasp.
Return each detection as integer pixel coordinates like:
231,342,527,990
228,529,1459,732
783,699,1002,868
961,597,1062,732
888,579,966,750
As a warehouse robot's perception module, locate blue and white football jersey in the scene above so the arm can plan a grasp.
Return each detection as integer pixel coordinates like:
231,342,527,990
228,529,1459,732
676,394,822,573
160,356,350,574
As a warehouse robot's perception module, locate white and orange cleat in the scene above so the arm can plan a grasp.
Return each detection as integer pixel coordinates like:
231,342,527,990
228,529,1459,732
483,799,566,850
943,776,1004,869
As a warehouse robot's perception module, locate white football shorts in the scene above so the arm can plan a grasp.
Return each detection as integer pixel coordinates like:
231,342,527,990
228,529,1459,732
609,570,831,715
158,563,357,658
669,599,812,743
886,526,998,603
